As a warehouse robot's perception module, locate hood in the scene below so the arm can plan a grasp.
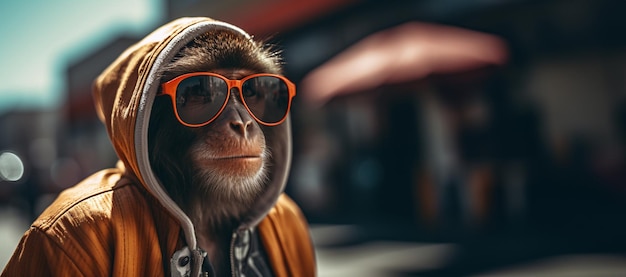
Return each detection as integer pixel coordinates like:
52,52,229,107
92,17,292,251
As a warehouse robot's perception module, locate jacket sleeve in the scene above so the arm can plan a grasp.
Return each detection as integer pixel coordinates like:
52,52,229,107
258,194,317,277
1,227,85,276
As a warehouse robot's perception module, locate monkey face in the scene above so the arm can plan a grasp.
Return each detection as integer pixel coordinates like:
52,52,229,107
148,70,285,215
186,70,270,198
148,27,291,223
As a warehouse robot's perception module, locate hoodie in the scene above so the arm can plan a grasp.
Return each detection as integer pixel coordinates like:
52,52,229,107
2,17,316,277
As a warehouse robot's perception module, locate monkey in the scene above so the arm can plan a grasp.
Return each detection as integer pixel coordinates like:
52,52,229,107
148,28,283,276
2,18,315,277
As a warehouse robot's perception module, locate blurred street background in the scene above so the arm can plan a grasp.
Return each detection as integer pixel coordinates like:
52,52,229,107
2,0,626,275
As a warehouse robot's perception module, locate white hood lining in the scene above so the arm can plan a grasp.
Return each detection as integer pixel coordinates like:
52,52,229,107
134,20,252,251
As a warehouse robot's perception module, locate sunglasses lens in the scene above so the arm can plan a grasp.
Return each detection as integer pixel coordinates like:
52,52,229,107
175,76,228,125
242,76,291,124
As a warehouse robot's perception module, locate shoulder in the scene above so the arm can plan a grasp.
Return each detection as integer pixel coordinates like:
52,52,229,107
32,168,147,233
261,193,313,246
267,193,307,220
259,193,317,277
3,169,149,276
5,169,178,276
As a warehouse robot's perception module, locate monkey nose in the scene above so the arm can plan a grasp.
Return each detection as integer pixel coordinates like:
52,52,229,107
229,119,253,138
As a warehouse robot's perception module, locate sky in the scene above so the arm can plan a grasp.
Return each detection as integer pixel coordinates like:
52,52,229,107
0,0,164,113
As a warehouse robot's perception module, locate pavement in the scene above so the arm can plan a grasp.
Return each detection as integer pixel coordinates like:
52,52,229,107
310,224,626,276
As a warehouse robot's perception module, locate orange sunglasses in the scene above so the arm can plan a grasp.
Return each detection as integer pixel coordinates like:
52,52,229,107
160,72,296,127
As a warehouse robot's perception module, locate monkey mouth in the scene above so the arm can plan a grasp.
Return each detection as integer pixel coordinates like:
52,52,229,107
196,154,265,177
213,155,262,160
204,154,264,164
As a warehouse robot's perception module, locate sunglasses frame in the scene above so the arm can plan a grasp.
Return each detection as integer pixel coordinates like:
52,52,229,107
160,72,296,128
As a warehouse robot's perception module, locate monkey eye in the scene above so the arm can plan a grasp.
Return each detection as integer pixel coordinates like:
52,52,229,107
242,87,257,98
242,78,271,99
176,94,186,106
188,90,213,103
177,82,216,107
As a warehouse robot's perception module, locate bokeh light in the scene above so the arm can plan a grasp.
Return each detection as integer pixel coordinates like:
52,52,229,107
0,152,24,182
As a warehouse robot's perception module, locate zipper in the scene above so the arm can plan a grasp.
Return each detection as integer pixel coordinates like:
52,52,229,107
230,232,237,277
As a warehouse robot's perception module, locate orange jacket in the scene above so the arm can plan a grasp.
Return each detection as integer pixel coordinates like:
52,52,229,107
2,17,315,276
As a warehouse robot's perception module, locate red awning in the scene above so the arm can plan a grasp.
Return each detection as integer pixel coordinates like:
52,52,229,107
300,22,509,105
222,0,356,37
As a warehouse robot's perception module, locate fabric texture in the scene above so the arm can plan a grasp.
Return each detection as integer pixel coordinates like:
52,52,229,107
2,17,315,277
